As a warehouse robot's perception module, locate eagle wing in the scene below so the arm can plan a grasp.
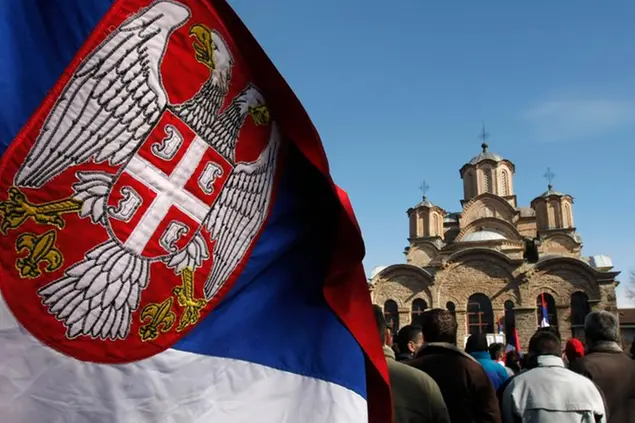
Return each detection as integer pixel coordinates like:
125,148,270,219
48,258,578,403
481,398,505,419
203,123,281,299
38,240,150,340
15,2,190,188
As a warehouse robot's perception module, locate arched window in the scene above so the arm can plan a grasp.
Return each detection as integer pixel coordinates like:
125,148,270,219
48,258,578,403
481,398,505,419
432,214,439,237
563,203,571,228
553,201,562,228
546,203,556,228
446,301,456,322
484,170,493,194
504,300,516,345
409,214,417,238
500,170,509,195
536,293,558,330
411,299,428,327
384,300,399,334
535,202,547,230
467,294,494,335
465,172,475,198
571,292,590,338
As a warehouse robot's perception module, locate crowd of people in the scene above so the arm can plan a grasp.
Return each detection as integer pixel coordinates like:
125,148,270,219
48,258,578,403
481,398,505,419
373,306,635,423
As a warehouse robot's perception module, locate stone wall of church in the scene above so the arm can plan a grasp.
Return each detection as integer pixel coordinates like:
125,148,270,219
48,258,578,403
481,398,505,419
371,258,618,351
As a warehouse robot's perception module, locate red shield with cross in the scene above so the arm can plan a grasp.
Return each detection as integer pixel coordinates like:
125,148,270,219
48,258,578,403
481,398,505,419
106,109,232,260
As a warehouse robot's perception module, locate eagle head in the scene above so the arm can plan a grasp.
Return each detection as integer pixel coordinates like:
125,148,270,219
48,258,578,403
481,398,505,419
238,85,270,126
189,24,233,79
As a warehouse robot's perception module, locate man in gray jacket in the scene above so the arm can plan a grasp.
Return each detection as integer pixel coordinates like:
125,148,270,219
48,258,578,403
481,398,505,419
501,329,606,423
372,305,450,423
570,310,635,423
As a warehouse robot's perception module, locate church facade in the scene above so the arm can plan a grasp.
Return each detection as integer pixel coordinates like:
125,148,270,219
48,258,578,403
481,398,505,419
369,143,620,349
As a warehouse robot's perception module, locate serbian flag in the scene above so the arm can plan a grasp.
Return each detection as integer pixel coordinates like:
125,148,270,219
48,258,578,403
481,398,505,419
0,1,390,422
505,327,522,354
540,293,550,327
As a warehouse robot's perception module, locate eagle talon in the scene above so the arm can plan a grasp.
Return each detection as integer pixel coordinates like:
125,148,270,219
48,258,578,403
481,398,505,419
0,186,81,233
172,268,208,332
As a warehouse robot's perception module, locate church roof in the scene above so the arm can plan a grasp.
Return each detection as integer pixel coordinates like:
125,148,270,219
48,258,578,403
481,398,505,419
370,266,388,279
468,143,504,165
461,230,507,242
588,255,614,271
518,207,536,217
416,196,436,208
538,185,566,198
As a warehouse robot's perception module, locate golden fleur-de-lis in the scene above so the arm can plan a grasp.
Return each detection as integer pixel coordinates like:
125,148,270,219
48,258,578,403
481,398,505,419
15,230,63,279
248,104,270,126
139,297,176,342
0,187,82,234
173,268,208,332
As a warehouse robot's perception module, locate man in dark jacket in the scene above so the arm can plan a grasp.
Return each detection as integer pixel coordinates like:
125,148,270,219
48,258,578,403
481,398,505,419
570,310,635,423
409,309,501,423
396,325,424,361
373,305,450,423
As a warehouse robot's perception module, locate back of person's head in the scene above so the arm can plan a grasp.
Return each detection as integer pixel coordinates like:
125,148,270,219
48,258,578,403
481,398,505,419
506,350,521,373
536,325,561,341
528,329,561,357
372,304,387,345
488,342,505,360
420,308,457,345
584,310,619,346
397,324,423,354
465,333,489,354
630,342,635,359
520,353,531,369
565,338,585,363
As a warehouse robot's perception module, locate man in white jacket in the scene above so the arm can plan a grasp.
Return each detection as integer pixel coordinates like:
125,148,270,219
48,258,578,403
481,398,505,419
501,329,606,423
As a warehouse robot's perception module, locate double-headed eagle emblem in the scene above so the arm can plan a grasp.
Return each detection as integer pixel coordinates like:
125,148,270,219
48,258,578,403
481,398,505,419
1,1,280,343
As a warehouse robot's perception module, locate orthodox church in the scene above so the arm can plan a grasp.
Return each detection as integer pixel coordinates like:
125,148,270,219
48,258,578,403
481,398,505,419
369,142,620,349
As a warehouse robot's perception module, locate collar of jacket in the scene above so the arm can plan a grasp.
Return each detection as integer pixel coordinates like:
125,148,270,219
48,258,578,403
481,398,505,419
470,351,491,361
419,342,479,363
396,352,414,361
534,355,565,368
588,341,623,354
383,345,396,360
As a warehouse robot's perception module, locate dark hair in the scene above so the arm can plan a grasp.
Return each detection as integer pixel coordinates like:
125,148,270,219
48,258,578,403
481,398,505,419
420,308,457,344
536,325,561,341
397,325,422,352
520,353,531,370
372,304,387,340
528,329,561,356
506,350,521,374
584,310,619,344
465,333,489,353
489,342,505,360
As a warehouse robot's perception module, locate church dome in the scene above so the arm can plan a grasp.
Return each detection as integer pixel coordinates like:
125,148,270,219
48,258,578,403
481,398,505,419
416,196,436,208
370,266,388,279
468,143,504,165
537,184,566,198
461,230,507,242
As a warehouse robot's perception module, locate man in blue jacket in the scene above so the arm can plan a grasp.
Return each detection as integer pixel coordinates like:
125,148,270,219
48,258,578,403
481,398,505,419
465,334,509,391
